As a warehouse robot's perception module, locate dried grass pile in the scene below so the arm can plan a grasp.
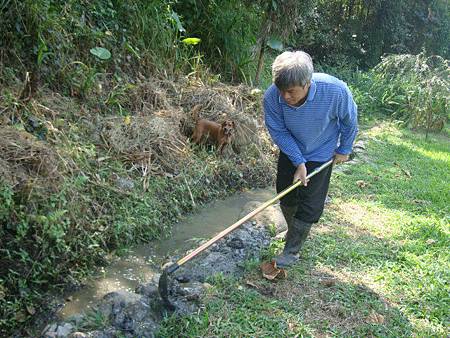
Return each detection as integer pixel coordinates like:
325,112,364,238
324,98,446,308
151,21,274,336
180,82,265,150
0,127,61,195
99,78,268,176
100,110,189,174
126,77,181,115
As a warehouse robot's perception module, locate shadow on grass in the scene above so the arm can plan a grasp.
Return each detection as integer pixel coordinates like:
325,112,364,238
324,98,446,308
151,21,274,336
249,223,413,337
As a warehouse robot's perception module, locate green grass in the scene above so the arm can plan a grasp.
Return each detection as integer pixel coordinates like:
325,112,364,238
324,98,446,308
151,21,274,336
158,123,449,337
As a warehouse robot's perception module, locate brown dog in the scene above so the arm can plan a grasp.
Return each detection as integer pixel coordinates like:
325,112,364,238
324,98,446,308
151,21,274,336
192,118,236,154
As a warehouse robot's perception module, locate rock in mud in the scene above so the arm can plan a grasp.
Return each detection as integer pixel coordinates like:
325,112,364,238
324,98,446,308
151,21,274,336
43,322,74,337
95,290,161,337
240,202,287,233
135,283,159,299
172,222,271,283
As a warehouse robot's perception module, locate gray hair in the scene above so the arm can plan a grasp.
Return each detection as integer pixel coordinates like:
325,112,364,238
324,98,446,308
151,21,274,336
272,51,314,90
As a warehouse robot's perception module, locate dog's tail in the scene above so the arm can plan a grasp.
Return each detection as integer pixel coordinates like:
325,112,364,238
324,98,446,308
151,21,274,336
191,104,202,122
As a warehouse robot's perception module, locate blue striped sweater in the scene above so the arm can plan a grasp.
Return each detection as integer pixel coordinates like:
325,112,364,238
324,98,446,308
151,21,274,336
264,73,358,166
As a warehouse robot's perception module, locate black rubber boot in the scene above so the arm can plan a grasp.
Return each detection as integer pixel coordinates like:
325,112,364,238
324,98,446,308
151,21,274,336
275,218,312,268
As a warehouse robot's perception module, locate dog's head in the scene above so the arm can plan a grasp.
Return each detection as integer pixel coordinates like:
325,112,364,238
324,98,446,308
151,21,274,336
221,120,235,136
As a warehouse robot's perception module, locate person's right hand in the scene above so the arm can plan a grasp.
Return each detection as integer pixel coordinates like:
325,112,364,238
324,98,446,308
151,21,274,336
293,163,308,186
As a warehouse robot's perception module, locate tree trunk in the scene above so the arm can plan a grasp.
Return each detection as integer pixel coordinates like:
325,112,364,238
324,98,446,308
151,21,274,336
254,34,268,86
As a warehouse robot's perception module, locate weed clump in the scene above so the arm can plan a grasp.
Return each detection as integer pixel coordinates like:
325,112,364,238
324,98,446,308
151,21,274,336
0,127,62,196
180,83,264,150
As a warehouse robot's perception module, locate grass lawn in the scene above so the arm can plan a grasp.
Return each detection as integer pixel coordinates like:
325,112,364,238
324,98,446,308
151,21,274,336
158,123,449,337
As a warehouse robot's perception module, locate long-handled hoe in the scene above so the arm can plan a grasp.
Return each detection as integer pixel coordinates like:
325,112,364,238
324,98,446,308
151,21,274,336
158,159,334,310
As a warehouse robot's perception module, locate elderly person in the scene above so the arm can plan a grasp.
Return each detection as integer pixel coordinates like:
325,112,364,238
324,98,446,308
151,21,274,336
264,51,358,268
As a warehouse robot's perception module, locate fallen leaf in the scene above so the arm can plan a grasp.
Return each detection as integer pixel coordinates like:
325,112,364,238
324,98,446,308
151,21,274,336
260,261,279,280
413,199,432,207
319,278,337,287
260,260,287,280
426,239,437,245
97,156,110,162
202,282,213,289
288,320,295,331
366,311,385,324
356,180,367,188
245,280,260,289
401,168,412,178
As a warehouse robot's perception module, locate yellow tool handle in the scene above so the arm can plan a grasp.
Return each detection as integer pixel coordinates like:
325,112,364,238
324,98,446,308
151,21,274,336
175,159,333,267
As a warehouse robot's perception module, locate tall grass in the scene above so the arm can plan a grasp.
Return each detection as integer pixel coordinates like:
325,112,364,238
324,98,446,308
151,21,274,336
371,53,449,136
317,53,449,134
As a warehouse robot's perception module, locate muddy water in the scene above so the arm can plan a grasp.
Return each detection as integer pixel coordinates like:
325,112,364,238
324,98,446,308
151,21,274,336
58,188,275,319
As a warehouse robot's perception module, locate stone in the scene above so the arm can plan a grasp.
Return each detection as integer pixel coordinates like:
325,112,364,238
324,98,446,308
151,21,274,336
43,323,58,338
176,281,204,300
135,283,159,298
55,323,74,337
115,176,134,191
66,314,84,326
240,202,286,233
95,290,161,336
68,332,87,338
227,237,244,249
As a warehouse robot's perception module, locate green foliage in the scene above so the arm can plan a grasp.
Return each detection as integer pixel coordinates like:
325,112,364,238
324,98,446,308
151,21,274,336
0,0,184,90
1,0,449,87
317,53,449,133
371,53,449,135
90,47,112,60
173,0,260,82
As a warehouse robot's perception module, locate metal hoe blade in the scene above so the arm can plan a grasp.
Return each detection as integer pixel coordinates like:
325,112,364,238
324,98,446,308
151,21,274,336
158,263,179,311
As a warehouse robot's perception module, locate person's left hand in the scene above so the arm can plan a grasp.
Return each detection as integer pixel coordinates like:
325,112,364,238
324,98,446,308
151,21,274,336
334,153,349,164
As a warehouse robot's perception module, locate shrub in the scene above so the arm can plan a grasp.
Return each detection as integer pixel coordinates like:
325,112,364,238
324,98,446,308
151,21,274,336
371,53,449,136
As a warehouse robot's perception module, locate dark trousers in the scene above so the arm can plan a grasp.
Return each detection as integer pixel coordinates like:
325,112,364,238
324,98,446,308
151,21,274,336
276,152,333,223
